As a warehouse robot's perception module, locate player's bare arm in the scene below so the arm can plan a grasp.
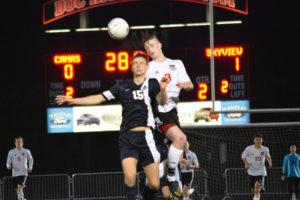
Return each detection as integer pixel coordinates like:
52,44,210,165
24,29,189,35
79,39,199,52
157,76,170,105
242,158,250,169
56,94,106,106
176,81,194,92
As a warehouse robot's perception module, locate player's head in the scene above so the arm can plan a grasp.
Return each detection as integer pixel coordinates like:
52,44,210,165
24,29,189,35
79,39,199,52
131,53,149,76
253,134,263,146
142,32,163,60
290,145,297,154
14,136,24,149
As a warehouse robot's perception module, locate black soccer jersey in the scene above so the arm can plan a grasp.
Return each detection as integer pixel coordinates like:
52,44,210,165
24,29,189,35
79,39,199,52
102,78,160,132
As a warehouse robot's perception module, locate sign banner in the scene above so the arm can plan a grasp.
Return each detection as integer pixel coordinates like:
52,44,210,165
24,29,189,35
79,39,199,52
43,0,248,25
47,100,250,133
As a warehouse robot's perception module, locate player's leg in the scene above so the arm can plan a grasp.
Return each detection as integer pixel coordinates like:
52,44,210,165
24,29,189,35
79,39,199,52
17,185,25,200
122,157,138,200
164,125,186,197
253,176,264,200
295,178,300,199
143,162,160,200
183,172,193,200
15,176,27,200
287,177,294,198
161,185,172,199
144,162,160,190
140,129,161,200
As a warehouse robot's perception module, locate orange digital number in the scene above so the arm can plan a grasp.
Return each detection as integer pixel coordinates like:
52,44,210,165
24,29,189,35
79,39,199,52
118,51,129,71
105,52,117,72
221,79,229,94
65,86,74,98
198,83,208,100
64,64,74,80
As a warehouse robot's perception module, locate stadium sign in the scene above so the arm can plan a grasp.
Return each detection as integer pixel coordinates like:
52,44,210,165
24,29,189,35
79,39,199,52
43,0,248,25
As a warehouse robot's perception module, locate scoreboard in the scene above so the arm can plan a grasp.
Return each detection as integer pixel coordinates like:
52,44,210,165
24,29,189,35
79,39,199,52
45,46,249,105
45,45,250,133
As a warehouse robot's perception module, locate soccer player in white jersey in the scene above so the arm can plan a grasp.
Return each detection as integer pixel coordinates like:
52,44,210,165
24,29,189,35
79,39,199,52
6,136,33,200
180,141,199,200
56,54,170,200
143,32,194,198
241,134,272,200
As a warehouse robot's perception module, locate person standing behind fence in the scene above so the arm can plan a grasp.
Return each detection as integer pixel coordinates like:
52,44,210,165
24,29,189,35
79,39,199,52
241,134,272,200
282,145,300,200
179,141,199,200
6,136,33,200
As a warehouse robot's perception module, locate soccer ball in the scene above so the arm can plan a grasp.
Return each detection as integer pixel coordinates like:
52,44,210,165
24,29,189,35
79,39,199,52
107,17,129,40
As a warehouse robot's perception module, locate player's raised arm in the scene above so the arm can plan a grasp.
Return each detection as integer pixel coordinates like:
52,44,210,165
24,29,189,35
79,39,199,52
156,76,170,105
55,94,106,106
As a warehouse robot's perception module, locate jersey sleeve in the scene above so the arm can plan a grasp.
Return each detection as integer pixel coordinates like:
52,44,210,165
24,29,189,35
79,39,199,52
27,150,34,169
241,147,249,158
266,147,271,158
149,78,160,98
177,60,191,83
282,155,288,174
6,151,12,169
192,153,199,166
102,82,120,101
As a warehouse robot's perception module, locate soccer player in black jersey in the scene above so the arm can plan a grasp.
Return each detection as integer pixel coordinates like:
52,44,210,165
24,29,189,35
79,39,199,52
56,54,169,200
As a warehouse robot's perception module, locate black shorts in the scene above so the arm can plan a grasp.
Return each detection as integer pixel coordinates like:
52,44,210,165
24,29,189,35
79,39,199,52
181,172,193,187
157,108,181,135
13,175,27,188
118,129,160,167
249,175,265,189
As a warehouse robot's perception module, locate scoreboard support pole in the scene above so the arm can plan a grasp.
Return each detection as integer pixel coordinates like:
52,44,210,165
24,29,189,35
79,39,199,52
209,0,216,111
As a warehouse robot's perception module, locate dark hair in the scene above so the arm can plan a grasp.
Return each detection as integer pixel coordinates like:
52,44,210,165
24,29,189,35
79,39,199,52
254,134,263,139
131,53,148,64
15,136,24,143
141,31,160,46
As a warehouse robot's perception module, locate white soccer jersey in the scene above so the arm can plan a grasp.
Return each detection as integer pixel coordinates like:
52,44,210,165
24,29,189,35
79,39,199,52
146,58,191,113
241,145,271,176
6,148,33,177
180,150,199,173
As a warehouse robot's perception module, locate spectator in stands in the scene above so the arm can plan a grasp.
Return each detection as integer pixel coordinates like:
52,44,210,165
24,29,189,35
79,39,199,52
6,136,33,200
179,141,199,200
241,134,272,200
282,145,300,200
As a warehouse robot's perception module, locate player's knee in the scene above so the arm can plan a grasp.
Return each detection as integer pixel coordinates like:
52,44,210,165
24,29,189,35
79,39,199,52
254,181,261,189
124,173,136,187
148,179,160,191
173,133,186,146
17,185,23,192
183,185,189,196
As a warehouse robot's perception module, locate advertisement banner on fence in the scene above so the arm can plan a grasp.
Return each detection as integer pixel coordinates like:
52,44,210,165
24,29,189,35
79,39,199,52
47,100,250,133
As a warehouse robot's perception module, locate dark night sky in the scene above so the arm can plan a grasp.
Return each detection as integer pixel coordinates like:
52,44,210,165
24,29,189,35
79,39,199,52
0,0,299,177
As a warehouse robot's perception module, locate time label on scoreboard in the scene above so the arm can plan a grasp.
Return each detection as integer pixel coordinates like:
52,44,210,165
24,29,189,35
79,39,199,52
45,46,249,107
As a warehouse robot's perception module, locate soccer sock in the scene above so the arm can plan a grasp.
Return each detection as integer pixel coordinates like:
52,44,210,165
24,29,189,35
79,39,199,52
253,194,260,200
125,184,136,200
143,186,158,200
17,190,24,200
183,197,190,200
167,144,183,181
